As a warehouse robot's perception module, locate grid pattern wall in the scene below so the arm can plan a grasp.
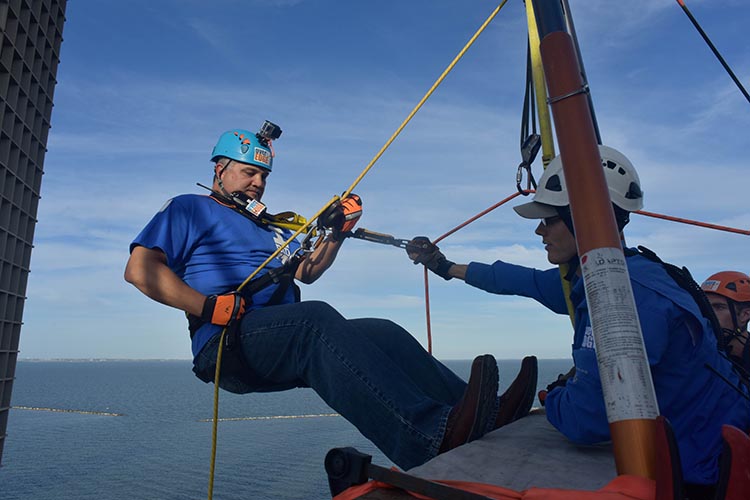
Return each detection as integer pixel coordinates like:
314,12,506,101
0,0,66,464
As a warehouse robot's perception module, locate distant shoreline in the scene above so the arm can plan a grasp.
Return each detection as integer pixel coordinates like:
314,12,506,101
17,357,572,362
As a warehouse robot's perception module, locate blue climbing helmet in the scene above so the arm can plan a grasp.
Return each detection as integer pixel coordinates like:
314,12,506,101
211,129,274,171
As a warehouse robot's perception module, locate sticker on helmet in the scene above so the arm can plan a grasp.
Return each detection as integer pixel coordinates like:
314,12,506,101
701,279,720,292
254,147,271,167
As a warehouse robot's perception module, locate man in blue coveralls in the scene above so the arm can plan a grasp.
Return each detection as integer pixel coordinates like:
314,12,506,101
124,123,536,471
407,145,750,498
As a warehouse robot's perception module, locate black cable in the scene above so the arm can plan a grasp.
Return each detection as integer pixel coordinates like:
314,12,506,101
561,0,602,144
677,0,750,105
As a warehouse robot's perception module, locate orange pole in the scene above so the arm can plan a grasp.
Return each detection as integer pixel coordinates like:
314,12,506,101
533,0,658,479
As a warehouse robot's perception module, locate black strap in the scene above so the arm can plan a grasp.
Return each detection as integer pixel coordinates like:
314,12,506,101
625,246,750,391
325,447,492,500
187,257,302,340
624,246,723,344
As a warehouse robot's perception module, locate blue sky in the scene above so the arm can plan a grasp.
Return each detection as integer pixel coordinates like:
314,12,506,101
19,0,749,360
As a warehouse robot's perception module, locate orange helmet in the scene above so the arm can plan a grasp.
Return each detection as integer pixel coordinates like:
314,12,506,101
701,271,750,303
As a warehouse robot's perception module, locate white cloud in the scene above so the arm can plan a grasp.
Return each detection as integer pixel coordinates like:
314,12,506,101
19,0,750,359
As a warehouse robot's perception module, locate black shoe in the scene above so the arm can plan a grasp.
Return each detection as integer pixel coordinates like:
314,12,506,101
439,354,498,453
494,356,538,430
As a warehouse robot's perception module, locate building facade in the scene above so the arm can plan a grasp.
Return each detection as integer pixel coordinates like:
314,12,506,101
0,0,67,464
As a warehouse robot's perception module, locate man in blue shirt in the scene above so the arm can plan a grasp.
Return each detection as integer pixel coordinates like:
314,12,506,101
407,145,750,492
124,124,532,470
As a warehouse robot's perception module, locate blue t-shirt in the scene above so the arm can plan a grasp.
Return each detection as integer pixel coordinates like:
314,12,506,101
130,194,301,358
465,253,750,485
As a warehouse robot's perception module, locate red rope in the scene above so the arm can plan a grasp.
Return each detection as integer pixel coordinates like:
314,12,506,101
635,210,750,236
421,196,748,353
434,192,527,244
423,191,528,353
423,266,433,354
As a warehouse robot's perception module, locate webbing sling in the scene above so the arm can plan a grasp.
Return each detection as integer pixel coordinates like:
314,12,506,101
189,258,302,385
187,258,302,340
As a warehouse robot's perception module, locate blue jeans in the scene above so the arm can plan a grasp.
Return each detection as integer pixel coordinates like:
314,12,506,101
194,300,467,469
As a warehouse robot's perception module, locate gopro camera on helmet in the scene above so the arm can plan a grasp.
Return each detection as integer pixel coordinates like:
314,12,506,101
257,120,282,145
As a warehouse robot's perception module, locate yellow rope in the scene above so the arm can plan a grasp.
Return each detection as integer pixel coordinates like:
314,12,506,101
524,1,575,326
525,0,555,167
342,0,509,198
207,196,338,500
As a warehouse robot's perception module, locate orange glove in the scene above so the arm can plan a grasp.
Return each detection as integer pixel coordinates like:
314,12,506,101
319,194,363,233
201,292,246,326
339,194,363,232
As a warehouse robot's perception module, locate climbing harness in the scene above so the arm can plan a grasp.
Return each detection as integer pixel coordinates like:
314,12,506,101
189,229,312,390
197,182,317,235
187,255,305,342
204,191,334,500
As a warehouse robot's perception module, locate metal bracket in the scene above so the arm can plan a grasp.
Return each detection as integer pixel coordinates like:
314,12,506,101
547,84,589,105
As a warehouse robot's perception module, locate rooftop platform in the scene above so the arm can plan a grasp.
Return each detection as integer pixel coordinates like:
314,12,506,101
356,410,618,499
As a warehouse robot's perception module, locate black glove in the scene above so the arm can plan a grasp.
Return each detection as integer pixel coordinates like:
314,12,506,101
538,367,575,407
405,236,455,280
318,200,345,232
546,367,575,392
201,292,246,326
318,194,363,241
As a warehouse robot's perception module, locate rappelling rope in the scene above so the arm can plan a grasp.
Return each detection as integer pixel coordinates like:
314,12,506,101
421,191,527,353
208,197,337,500
635,210,750,236
433,192,527,244
341,0,509,199
206,3,511,497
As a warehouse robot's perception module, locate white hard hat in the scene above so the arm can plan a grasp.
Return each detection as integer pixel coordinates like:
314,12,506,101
514,145,644,219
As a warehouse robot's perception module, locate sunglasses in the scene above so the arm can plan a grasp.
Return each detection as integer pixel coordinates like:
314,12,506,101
540,215,562,227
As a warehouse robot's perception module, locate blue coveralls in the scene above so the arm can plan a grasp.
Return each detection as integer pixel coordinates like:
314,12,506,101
465,253,750,485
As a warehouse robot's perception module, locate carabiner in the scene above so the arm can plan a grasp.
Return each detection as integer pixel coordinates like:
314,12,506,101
516,162,537,196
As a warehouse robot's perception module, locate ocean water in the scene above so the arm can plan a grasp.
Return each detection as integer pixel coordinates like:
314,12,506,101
2,359,573,500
